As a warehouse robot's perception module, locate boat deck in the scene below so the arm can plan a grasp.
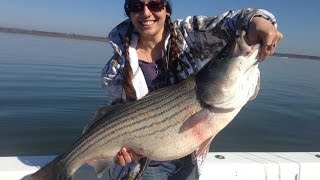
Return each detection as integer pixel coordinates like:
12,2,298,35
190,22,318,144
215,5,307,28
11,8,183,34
1,152,320,180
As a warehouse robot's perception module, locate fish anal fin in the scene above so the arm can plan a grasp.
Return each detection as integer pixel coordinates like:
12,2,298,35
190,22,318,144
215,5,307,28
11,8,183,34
86,158,112,178
123,157,150,180
195,136,214,159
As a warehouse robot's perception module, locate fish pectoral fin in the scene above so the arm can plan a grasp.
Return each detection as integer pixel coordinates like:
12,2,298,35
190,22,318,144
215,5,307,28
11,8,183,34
87,158,112,178
179,109,210,133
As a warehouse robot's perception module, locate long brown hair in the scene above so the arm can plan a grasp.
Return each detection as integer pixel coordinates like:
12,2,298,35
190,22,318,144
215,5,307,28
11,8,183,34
122,16,182,100
122,22,137,101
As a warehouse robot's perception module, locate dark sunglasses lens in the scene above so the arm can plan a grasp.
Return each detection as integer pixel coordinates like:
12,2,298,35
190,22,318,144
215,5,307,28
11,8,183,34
147,1,164,11
128,2,144,12
128,1,165,12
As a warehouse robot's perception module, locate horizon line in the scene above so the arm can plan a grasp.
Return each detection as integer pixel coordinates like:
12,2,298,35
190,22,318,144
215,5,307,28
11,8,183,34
1,26,320,61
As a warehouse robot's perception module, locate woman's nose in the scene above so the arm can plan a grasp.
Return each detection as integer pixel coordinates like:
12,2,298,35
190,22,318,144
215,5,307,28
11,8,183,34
141,5,152,16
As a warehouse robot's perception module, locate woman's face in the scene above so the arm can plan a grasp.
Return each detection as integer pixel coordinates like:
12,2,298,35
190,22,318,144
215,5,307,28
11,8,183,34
129,0,169,39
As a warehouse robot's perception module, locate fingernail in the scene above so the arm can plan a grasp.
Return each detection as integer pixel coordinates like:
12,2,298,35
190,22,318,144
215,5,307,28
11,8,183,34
127,149,132,153
118,151,123,156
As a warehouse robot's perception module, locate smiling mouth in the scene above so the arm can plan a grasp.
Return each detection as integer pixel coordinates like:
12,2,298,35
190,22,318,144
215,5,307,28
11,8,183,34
140,20,156,26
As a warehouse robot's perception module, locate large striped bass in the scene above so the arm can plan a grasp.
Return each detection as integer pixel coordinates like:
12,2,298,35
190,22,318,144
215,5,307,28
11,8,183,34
30,31,261,180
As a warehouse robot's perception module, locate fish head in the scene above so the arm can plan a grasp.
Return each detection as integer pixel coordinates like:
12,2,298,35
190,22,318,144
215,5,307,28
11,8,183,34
196,31,261,110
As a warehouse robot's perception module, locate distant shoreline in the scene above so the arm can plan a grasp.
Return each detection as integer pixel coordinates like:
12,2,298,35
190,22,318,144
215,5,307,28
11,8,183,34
272,52,320,61
0,27,106,42
1,27,320,61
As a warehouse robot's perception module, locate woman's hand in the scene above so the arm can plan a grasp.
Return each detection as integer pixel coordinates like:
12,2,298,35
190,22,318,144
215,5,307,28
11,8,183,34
117,147,141,166
246,16,283,60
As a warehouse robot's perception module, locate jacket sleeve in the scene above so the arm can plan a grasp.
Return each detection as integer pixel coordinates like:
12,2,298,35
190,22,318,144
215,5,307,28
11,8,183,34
176,8,276,65
101,54,125,104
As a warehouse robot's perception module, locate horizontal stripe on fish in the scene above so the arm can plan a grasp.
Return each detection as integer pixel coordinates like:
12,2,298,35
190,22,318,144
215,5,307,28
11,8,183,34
62,78,201,168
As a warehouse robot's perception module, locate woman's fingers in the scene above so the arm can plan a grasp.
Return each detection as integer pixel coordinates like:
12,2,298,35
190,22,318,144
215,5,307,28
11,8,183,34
117,148,141,166
117,150,126,166
259,31,283,60
122,148,133,163
247,16,283,61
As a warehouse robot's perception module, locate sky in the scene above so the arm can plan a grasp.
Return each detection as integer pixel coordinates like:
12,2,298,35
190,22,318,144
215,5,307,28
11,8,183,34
0,0,319,56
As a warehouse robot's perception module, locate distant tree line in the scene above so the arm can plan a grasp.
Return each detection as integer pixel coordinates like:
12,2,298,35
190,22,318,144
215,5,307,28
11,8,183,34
0,27,106,42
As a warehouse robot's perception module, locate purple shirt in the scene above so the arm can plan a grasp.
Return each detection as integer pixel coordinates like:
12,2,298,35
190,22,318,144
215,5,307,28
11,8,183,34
138,58,170,92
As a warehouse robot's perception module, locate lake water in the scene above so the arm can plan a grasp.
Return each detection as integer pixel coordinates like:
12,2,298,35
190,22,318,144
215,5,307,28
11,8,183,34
0,33,319,156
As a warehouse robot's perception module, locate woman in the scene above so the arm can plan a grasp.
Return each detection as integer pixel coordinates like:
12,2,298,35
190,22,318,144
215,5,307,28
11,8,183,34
101,0,282,179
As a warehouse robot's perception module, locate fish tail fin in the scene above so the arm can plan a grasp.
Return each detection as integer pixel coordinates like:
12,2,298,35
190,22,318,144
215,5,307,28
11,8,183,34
30,156,71,180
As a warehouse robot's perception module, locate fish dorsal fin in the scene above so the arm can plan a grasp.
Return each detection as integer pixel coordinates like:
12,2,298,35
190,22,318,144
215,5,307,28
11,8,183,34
86,158,112,178
83,103,122,134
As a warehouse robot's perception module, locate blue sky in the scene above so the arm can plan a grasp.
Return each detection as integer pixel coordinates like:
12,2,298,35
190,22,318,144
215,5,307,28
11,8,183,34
0,0,319,56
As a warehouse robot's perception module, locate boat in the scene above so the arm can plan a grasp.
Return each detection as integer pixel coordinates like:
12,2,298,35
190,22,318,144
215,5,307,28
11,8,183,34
1,152,319,180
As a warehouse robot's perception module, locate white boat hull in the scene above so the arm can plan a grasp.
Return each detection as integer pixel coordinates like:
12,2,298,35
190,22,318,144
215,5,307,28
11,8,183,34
1,152,320,180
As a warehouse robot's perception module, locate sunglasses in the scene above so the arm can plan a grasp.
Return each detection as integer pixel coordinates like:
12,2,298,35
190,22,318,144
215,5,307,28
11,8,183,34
127,1,166,13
